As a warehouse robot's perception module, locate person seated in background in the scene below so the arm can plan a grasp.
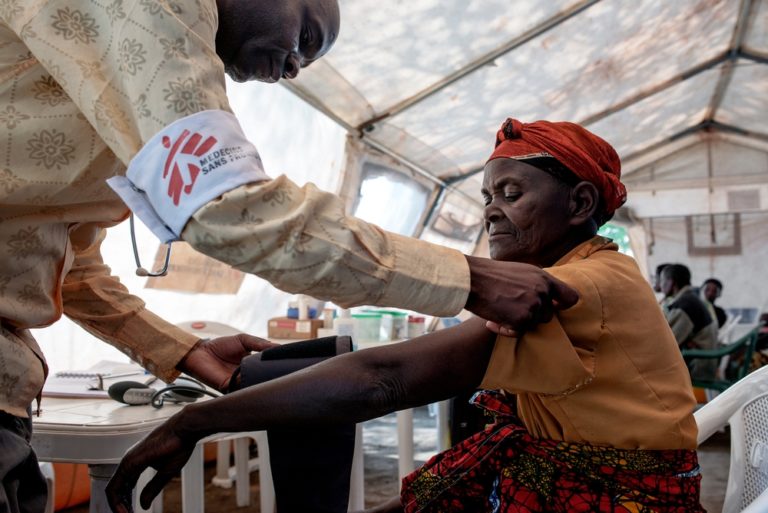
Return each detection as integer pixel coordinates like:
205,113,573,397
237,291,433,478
653,262,673,310
661,264,718,380
106,119,704,513
701,277,727,329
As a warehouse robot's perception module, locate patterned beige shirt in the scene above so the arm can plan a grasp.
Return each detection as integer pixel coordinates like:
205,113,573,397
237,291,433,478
0,1,469,417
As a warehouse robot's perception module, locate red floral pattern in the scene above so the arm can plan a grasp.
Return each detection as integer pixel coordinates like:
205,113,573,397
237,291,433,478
401,391,704,513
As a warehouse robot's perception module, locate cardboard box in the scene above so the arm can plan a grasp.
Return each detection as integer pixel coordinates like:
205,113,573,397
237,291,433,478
267,317,324,339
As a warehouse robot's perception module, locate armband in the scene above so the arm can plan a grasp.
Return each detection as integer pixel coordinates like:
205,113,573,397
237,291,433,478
107,110,269,242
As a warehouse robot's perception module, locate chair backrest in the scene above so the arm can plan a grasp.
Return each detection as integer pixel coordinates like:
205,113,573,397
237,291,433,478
696,365,768,445
722,391,768,513
695,366,768,513
685,327,761,393
727,329,760,383
741,487,768,513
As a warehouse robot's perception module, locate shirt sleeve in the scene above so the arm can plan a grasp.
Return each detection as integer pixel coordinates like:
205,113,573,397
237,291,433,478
2,0,229,165
3,2,472,315
61,225,200,382
479,263,601,395
184,175,471,316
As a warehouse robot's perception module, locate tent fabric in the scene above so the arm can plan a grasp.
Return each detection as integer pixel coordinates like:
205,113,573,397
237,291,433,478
286,0,767,218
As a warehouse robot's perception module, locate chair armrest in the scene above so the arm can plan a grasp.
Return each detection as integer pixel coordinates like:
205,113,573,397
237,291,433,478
682,344,739,360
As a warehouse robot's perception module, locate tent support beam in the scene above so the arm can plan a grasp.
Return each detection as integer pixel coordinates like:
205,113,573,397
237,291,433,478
578,48,765,128
578,52,731,127
705,0,758,121
356,0,602,132
621,120,768,164
742,52,768,65
443,166,485,186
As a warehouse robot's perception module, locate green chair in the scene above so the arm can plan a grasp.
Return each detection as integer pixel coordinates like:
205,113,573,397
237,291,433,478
682,327,761,393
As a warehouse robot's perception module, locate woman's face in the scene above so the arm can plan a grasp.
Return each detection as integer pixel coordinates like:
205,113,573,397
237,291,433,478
481,158,575,267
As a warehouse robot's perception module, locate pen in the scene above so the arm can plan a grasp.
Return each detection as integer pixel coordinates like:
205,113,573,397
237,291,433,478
88,371,146,391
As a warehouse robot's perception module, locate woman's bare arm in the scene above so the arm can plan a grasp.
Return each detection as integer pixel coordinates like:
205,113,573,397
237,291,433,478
178,316,496,439
107,317,497,512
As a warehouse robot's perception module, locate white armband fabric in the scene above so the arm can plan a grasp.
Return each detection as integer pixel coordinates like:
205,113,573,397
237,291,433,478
107,110,269,242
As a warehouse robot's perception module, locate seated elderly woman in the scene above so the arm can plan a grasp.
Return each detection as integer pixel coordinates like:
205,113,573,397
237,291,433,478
107,119,704,513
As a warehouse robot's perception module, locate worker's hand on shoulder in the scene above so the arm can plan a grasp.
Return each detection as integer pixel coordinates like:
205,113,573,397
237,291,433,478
464,256,579,336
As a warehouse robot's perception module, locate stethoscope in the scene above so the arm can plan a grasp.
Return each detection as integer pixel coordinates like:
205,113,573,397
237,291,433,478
129,214,172,277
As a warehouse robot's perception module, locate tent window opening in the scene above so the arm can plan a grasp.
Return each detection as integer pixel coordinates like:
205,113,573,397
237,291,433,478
352,163,430,236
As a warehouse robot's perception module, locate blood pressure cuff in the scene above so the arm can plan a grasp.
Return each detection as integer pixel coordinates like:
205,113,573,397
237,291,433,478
229,335,355,513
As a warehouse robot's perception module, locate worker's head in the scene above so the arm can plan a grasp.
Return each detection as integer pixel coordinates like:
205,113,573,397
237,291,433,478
215,0,340,83
481,118,625,267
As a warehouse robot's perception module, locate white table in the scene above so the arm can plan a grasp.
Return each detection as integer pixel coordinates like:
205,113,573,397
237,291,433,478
31,395,185,513
32,394,277,513
32,340,450,513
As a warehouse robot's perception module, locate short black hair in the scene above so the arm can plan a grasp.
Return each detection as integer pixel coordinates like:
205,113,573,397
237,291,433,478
655,263,671,277
524,156,610,226
702,278,723,290
663,263,691,287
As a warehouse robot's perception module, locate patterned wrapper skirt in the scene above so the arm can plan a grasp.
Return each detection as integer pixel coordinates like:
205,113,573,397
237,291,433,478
401,391,705,513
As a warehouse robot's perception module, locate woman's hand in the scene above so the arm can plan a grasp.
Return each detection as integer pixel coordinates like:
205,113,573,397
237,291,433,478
106,412,198,513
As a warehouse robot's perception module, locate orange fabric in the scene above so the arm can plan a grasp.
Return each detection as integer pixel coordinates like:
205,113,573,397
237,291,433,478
693,387,708,404
52,464,90,511
480,237,698,450
488,118,627,215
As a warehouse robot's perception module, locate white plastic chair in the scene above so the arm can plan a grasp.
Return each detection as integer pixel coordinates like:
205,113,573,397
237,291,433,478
695,365,768,513
176,322,273,509
741,487,768,513
177,320,365,512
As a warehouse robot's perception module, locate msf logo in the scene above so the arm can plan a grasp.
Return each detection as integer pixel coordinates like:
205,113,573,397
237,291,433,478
162,130,217,206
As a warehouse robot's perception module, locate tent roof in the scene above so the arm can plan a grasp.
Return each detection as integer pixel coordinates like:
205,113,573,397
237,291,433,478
283,0,768,208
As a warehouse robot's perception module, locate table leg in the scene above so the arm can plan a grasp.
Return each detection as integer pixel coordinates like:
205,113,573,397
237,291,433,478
88,464,117,513
181,444,205,513
396,409,414,489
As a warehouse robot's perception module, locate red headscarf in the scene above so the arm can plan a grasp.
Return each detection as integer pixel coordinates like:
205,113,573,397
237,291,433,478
488,118,627,215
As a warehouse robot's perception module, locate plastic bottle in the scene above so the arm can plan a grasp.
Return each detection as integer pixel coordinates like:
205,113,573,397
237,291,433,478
407,315,426,338
334,309,355,338
297,295,309,320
